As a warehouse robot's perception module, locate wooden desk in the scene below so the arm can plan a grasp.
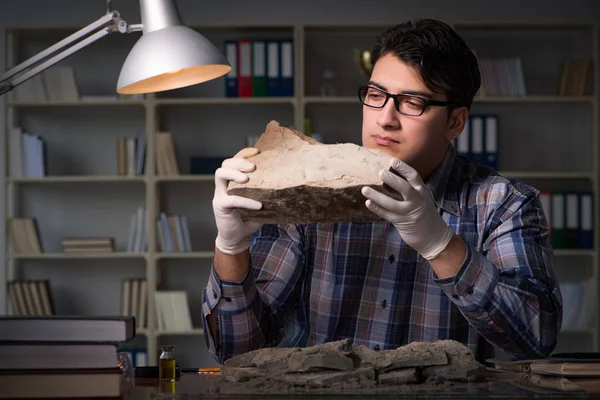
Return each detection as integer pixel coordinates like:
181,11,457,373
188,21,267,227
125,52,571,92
120,372,600,399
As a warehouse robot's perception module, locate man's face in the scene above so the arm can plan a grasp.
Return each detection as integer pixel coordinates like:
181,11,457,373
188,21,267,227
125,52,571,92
361,53,462,179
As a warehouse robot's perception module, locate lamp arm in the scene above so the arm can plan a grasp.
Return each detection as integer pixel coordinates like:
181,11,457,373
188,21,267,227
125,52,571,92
0,11,143,96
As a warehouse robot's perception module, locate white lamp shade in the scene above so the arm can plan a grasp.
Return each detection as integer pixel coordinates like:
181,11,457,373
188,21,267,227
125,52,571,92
117,25,231,94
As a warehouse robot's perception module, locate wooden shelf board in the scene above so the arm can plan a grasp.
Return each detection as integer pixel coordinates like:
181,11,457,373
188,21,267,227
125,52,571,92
155,175,214,183
155,97,295,105
156,252,215,260
554,249,595,257
156,328,205,336
500,172,594,180
7,100,146,107
8,176,146,183
303,96,594,105
8,253,147,259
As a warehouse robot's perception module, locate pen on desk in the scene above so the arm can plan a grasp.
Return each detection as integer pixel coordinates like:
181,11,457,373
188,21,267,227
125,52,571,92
182,367,221,375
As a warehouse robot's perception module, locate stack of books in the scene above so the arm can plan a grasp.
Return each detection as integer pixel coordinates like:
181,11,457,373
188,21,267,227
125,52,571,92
0,315,135,399
61,237,115,253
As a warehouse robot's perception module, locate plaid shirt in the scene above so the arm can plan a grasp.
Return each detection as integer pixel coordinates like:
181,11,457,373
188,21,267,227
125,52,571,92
202,144,562,363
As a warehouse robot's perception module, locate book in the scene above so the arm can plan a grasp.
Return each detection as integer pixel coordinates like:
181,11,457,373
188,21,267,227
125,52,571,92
0,344,118,370
488,354,600,377
0,316,135,343
0,368,121,399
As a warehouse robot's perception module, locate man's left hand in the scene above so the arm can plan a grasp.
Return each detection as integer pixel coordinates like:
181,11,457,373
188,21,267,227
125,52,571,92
361,158,455,260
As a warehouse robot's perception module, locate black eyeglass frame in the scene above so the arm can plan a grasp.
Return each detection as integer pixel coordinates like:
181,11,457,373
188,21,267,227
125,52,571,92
357,85,455,116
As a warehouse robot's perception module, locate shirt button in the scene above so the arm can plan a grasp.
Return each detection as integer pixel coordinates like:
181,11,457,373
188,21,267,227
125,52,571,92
374,345,380,351
466,286,474,295
388,254,395,263
224,297,232,302
381,299,387,309
212,289,217,299
452,294,459,299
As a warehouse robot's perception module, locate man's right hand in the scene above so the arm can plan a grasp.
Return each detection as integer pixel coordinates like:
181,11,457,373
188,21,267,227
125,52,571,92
213,147,263,255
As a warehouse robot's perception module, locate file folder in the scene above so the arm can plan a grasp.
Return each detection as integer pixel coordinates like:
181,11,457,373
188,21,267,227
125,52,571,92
280,40,294,96
552,193,566,249
484,115,498,169
456,118,470,159
224,40,238,97
470,116,484,165
565,193,579,248
237,40,252,97
267,41,280,96
579,193,594,249
252,40,267,97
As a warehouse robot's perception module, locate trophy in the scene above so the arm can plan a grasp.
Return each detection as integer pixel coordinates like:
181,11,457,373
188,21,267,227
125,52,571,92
353,49,373,77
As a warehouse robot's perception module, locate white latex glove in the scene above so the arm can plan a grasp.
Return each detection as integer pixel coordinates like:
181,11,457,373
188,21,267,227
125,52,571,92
213,148,263,255
361,158,454,260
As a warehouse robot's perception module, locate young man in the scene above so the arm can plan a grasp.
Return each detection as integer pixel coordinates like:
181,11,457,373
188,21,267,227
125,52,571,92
202,18,562,363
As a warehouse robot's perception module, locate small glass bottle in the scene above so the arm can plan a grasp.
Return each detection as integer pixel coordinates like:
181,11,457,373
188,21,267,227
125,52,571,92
159,345,176,381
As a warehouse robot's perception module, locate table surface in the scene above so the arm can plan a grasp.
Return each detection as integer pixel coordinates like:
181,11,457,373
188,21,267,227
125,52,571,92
119,371,600,399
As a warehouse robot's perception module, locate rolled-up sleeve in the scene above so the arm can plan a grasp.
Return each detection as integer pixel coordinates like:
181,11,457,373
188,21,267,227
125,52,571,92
435,189,562,359
201,224,305,363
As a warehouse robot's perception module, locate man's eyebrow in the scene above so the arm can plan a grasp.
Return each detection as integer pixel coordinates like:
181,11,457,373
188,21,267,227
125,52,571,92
401,90,434,99
368,81,387,91
367,82,434,99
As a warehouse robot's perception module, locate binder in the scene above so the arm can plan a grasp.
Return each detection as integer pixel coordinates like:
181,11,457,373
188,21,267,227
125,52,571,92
551,193,566,249
565,193,579,248
484,115,498,169
267,40,280,96
252,40,267,97
470,116,484,165
223,40,238,97
456,117,470,159
539,190,552,229
237,40,252,97
280,40,294,96
579,193,594,249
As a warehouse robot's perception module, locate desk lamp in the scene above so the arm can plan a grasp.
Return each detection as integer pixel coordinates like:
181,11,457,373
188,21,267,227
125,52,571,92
0,0,231,96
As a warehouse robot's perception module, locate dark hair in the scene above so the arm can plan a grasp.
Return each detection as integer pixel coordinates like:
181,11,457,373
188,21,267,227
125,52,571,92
371,19,481,111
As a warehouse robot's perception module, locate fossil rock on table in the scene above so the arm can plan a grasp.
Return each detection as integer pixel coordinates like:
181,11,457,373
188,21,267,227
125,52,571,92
220,339,485,389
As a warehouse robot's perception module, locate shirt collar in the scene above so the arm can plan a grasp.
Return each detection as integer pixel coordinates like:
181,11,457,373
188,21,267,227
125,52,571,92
425,144,460,216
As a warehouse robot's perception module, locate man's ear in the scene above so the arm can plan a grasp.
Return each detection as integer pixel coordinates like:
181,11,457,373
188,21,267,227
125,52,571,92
446,107,468,142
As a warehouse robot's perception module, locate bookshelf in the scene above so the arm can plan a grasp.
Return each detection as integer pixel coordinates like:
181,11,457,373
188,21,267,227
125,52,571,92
2,21,598,366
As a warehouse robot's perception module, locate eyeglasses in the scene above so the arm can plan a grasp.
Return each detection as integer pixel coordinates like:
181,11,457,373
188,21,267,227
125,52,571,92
358,85,454,116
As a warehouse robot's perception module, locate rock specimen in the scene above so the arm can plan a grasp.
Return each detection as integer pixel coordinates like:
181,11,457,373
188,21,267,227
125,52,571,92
227,120,403,224
219,339,486,391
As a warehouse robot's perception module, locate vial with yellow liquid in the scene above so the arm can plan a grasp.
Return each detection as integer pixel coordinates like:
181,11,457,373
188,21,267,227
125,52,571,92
159,345,176,382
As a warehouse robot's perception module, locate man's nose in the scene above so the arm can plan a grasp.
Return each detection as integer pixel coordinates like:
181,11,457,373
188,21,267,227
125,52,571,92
377,98,400,128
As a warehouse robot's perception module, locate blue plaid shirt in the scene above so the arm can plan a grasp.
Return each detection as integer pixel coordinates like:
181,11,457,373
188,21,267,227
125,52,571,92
202,144,562,363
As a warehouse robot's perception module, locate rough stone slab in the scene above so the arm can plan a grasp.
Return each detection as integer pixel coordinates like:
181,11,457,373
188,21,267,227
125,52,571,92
422,340,485,381
227,120,403,224
354,341,449,372
301,338,354,355
286,351,355,372
377,368,420,384
221,366,265,383
252,348,299,371
272,367,376,388
224,347,299,369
